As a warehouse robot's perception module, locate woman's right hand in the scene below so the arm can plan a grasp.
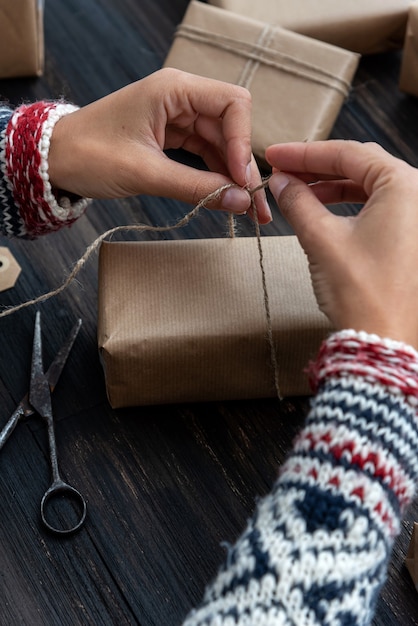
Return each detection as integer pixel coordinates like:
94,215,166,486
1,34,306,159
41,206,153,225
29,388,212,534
266,140,418,349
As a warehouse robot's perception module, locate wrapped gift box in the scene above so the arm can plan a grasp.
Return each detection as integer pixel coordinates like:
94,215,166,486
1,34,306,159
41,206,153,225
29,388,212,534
209,0,409,55
399,2,418,96
163,1,359,167
0,0,44,79
97,237,332,408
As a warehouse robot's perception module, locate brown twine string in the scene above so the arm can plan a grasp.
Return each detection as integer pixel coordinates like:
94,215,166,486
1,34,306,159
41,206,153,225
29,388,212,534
237,24,275,91
0,176,281,399
0,185,229,319
175,24,351,97
227,211,237,238
250,184,282,400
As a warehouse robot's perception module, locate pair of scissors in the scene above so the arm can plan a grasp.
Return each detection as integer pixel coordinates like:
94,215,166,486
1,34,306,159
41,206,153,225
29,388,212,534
0,311,87,535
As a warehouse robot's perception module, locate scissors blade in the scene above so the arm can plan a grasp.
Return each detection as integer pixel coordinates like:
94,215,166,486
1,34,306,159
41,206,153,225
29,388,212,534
29,311,51,417
45,318,82,393
0,315,82,449
0,405,26,449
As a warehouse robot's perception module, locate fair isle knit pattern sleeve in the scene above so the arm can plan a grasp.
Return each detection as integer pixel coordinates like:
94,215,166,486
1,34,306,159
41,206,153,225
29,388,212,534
183,330,418,626
0,102,90,238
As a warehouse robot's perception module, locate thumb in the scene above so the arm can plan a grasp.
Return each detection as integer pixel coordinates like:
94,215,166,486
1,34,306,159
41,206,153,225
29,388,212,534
268,172,333,246
136,151,253,214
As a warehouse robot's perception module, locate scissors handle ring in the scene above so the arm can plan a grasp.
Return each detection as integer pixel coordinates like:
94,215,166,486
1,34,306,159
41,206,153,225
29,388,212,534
41,479,87,535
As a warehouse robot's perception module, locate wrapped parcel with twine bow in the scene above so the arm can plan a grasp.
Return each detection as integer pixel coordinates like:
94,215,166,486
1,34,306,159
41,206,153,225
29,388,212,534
163,1,359,168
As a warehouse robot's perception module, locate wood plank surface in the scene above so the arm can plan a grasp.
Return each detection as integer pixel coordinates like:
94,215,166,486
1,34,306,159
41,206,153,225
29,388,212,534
1,1,418,624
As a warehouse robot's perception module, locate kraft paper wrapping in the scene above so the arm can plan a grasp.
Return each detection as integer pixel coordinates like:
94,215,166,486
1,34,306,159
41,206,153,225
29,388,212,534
97,237,332,408
399,3,418,97
406,522,418,590
0,0,44,79
163,1,359,167
208,0,409,55
0,247,21,292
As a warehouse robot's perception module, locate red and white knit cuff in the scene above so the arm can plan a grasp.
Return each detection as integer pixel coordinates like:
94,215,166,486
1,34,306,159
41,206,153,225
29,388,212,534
5,101,91,238
308,329,418,405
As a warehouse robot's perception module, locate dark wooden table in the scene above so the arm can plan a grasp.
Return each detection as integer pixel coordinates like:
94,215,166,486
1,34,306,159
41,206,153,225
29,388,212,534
1,1,418,624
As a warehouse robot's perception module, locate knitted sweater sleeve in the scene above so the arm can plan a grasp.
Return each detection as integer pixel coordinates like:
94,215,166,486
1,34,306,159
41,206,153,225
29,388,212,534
0,102,90,238
183,330,418,626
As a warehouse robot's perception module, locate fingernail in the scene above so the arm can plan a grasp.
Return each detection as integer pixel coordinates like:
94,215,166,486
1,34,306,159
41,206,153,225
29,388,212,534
269,172,289,200
222,187,251,213
245,162,252,186
263,197,273,223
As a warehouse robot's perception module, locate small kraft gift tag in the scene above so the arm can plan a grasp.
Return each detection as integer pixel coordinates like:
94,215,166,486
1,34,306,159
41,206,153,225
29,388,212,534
0,247,21,292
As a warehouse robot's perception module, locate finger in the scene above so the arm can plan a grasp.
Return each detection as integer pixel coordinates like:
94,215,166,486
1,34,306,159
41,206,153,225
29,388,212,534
268,172,337,247
178,129,272,224
180,132,231,178
272,168,354,184
192,110,256,192
250,187,272,225
180,73,254,186
266,140,398,195
309,180,368,205
244,154,272,224
167,115,226,156
136,150,252,214
272,165,368,200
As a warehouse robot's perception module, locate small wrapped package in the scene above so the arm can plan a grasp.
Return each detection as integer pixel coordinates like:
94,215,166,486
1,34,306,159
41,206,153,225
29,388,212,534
399,3,418,97
0,0,44,79
97,237,332,408
163,1,359,167
209,0,409,55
